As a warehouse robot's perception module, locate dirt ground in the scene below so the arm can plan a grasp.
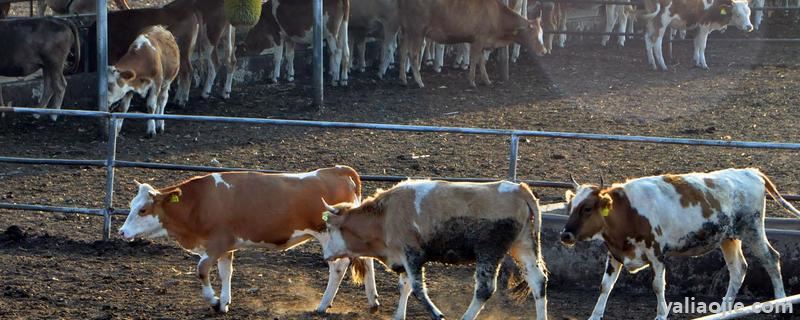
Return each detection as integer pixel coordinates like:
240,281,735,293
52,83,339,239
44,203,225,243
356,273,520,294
1,12,800,320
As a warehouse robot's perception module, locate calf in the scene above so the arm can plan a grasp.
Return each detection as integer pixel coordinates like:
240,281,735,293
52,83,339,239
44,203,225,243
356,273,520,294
349,0,399,78
560,168,799,320
118,166,380,314
398,0,547,88
641,0,753,71
238,1,285,83
107,26,179,138
89,0,199,106
322,180,548,320
272,0,351,86
0,17,80,121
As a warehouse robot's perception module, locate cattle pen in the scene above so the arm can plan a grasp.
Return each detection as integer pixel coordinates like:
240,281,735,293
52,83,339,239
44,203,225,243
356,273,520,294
2,0,800,319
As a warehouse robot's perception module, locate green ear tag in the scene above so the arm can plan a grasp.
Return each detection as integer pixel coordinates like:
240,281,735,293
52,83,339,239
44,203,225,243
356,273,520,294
170,194,180,203
720,7,728,15
322,211,329,222
601,207,610,217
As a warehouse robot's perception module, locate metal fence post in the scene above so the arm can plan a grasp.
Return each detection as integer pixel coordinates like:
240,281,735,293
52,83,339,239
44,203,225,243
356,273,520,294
102,115,118,240
96,1,109,136
312,0,323,107
508,134,520,181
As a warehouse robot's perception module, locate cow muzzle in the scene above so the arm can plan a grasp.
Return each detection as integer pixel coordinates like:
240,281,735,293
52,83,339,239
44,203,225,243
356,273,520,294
118,229,135,241
560,231,577,246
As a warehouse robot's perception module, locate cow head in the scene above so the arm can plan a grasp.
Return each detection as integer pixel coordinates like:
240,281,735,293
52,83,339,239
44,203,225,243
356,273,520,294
118,181,180,241
515,17,548,56
560,177,610,246
721,0,754,32
107,66,150,107
321,199,384,262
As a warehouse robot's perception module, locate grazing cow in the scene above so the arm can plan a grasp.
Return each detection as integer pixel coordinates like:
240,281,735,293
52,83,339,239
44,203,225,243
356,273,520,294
238,2,285,83
88,0,199,106
349,0,399,78
0,17,80,121
398,0,547,88
118,166,380,314
560,168,799,320
641,0,754,71
272,0,351,86
322,180,549,320
37,0,130,15
107,26,179,138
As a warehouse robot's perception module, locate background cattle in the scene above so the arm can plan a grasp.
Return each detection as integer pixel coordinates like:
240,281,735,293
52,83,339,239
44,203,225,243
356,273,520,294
37,0,130,15
560,169,800,320
0,16,80,121
348,0,399,78
119,166,380,314
238,1,285,83
398,0,547,88
107,25,180,138
322,180,549,320
189,0,237,100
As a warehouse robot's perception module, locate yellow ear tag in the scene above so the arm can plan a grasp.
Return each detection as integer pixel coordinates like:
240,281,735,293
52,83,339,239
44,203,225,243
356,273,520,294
322,211,329,222
169,194,180,203
601,207,610,217
720,8,728,15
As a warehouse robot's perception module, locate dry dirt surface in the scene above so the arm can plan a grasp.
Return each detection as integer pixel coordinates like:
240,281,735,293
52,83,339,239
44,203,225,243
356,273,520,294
1,16,799,320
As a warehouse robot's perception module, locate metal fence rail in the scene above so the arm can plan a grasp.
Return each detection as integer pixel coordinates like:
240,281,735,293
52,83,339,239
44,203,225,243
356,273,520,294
2,106,800,240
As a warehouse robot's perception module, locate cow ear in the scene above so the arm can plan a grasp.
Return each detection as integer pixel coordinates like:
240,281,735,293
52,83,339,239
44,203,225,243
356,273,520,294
564,190,575,202
120,69,136,81
155,188,182,203
719,4,731,15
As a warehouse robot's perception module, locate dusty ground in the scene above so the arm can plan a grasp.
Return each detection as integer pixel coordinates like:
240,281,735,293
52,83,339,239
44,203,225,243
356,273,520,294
1,13,799,320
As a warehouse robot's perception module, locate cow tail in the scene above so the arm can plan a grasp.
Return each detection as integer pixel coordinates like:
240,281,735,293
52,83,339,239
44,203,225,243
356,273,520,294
66,19,81,74
338,165,362,203
348,257,367,285
638,2,660,20
758,171,800,218
508,183,547,303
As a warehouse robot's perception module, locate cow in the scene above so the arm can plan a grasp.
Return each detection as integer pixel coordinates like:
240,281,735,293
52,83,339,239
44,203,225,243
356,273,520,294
272,0,351,86
641,0,753,71
0,17,80,121
107,26,179,138
118,166,380,314
37,0,130,15
321,180,549,320
349,0,399,78
237,1,285,83
398,0,547,88
530,0,567,52
188,0,237,100
601,1,636,47
559,168,800,320
88,0,199,107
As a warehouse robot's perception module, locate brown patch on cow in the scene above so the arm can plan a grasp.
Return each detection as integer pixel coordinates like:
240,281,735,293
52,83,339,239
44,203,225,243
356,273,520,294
598,188,659,262
662,175,721,218
704,178,716,188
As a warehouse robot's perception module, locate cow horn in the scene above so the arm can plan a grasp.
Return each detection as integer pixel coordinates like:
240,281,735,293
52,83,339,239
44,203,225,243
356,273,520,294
600,175,605,189
134,179,142,187
569,174,579,189
321,198,338,214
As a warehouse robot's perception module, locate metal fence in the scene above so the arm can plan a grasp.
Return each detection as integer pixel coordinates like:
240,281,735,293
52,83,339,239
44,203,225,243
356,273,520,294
2,106,800,241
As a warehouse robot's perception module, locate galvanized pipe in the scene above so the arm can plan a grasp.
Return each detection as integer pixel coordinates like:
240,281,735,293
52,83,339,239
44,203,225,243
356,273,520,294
312,0,323,107
508,134,520,181
0,156,106,166
0,203,105,216
101,118,118,241
96,0,109,135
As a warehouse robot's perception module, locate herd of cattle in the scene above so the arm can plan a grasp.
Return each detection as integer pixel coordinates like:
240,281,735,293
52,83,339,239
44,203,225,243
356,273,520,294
117,166,800,319
0,0,785,136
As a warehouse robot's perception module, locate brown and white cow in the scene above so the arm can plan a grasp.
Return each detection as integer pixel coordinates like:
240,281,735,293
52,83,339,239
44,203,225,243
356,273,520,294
641,0,753,71
118,166,380,314
398,0,547,88
107,26,179,138
349,0,399,78
190,0,237,100
322,180,549,320
560,168,799,320
272,0,351,86
238,1,285,84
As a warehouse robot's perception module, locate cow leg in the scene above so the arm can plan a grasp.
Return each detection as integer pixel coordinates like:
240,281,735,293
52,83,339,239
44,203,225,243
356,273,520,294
285,41,296,83
434,43,445,73
753,0,765,30
558,7,567,48
617,7,629,47
272,40,285,83
602,5,618,46
145,85,159,138
201,40,217,100
47,69,67,121
156,82,171,134
361,258,380,312
216,251,234,313
644,21,658,70
467,43,483,87
399,34,410,86
462,260,501,320
115,93,134,135
357,39,367,73
461,44,470,70
325,30,342,86
409,37,425,88
651,261,668,320
479,49,492,86
338,20,351,86
745,227,786,299
403,254,444,319
223,26,236,100
393,273,413,320
720,239,747,311
653,19,669,71
379,30,398,79
197,253,221,309
693,27,711,70
316,258,349,313
37,75,54,120
589,254,622,320
514,248,548,320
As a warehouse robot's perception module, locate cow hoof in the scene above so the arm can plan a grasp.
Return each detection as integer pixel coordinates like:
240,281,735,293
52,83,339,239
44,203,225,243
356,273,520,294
145,132,156,139
212,301,229,313
287,77,294,82
49,115,58,122
201,93,210,100
434,67,441,73
359,68,366,73
270,78,278,84
223,92,231,100
368,304,380,314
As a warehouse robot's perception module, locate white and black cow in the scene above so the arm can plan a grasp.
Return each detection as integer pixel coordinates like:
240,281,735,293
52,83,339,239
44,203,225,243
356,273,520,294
560,168,799,320
321,180,549,320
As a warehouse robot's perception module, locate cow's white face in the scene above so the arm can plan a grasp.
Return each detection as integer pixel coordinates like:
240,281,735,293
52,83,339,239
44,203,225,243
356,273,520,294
728,1,753,32
118,183,167,241
107,66,135,106
561,185,608,245
321,204,353,261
